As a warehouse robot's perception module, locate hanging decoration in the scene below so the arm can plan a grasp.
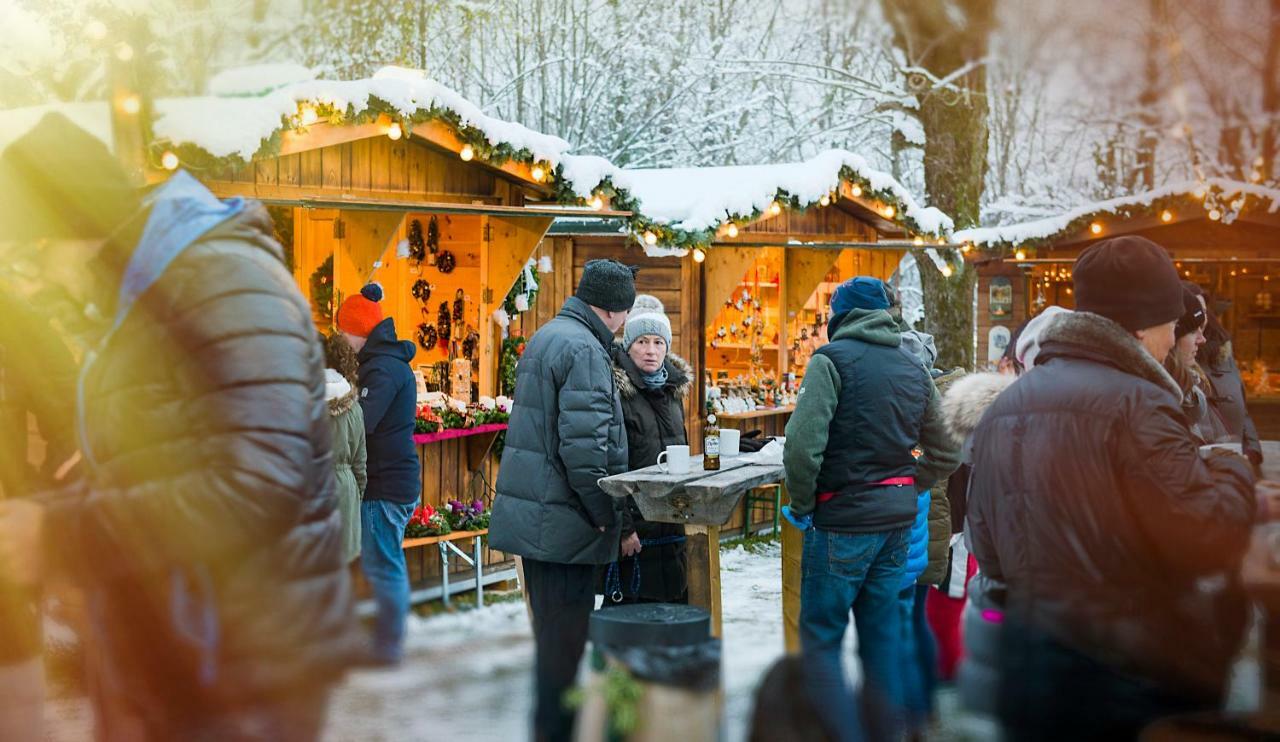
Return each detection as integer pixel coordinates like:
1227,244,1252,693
437,301,452,347
501,257,547,318
427,215,441,264
408,219,426,262
309,255,334,320
452,288,466,323
436,250,456,274
411,278,433,303
416,323,438,351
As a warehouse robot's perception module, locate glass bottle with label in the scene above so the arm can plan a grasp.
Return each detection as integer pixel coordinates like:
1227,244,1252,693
704,414,721,471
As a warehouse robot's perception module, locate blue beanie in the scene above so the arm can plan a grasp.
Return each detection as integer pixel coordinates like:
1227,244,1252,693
831,277,889,315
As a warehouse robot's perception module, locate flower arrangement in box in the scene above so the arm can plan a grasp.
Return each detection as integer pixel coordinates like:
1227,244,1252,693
404,503,451,538
414,404,442,434
473,395,513,426
445,499,490,532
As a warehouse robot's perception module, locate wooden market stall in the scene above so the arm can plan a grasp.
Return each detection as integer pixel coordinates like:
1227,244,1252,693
525,154,952,537
127,69,631,602
956,180,1280,435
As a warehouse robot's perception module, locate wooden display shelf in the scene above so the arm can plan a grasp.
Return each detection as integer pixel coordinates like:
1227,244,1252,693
414,422,507,473
716,406,795,420
403,528,489,550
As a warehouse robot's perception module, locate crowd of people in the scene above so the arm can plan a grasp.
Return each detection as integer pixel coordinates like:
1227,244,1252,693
1,112,1278,742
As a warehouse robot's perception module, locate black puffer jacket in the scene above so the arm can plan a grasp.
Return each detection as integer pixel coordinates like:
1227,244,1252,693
968,311,1257,699
357,317,420,504
490,297,628,565
608,347,692,603
45,201,362,711
1203,343,1263,466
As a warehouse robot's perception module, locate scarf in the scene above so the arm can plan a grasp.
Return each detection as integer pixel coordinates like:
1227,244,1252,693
641,364,669,390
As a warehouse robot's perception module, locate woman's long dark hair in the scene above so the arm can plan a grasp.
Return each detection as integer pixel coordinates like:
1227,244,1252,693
1182,281,1231,366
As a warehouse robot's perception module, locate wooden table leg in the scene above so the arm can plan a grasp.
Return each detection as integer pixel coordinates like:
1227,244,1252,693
781,486,802,654
685,524,723,637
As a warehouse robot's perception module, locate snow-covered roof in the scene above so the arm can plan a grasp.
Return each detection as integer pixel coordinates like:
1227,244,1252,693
608,149,952,239
0,65,576,182
955,179,1280,248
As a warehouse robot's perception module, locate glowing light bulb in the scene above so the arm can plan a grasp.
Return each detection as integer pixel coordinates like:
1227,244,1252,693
937,237,946,245
118,94,141,115
1015,249,1027,261
851,184,863,197
768,201,782,216
912,237,924,246
459,144,474,160
387,122,403,141
692,248,706,263
1230,269,1238,277
1089,222,1103,235
160,151,179,170
962,244,973,254
726,223,739,238
590,195,605,210
299,106,319,126
1161,210,1174,223
941,265,954,278
1209,208,1222,221
531,165,546,182
882,205,896,219
1066,287,1073,295
643,230,658,246
819,194,831,207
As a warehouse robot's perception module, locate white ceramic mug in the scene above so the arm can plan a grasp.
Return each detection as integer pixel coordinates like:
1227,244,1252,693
720,428,741,458
656,445,691,474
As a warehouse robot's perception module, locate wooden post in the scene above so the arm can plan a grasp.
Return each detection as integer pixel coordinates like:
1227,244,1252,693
781,483,802,654
684,524,723,637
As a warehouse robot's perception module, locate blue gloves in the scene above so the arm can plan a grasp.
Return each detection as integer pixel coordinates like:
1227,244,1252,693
782,504,813,532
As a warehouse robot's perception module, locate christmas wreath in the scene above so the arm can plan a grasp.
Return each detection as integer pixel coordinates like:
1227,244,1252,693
412,278,432,303
436,250,456,274
309,255,334,319
416,323,438,351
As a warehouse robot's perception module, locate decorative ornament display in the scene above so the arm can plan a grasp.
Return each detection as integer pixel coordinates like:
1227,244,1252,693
462,330,480,361
436,250,456,274
408,219,426,262
411,278,433,303
503,257,546,317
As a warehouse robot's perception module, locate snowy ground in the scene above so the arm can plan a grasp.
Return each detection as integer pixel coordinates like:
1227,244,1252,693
325,540,790,742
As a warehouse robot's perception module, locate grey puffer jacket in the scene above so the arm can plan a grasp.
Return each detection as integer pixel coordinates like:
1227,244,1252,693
490,297,628,565
46,198,362,711
968,311,1256,699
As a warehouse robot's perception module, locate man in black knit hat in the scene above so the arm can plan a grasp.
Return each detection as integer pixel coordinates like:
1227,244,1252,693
966,235,1268,740
491,258,635,742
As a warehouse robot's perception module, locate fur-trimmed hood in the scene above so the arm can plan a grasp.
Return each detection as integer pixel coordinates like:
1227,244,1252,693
325,368,358,416
612,349,693,400
943,372,1016,441
1036,311,1182,399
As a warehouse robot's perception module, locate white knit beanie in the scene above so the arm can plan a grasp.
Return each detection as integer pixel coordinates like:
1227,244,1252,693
623,294,672,350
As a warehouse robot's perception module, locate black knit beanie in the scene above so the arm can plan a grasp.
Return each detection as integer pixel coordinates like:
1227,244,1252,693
1174,285,1206,340
0,112,142,240
1073,236,1184,332
575,259,637,312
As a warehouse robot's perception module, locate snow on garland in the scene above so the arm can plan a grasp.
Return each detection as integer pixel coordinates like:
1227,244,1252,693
955,179,1280,255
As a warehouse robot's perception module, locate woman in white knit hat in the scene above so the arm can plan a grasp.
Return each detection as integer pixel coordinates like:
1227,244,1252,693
602,295,693,603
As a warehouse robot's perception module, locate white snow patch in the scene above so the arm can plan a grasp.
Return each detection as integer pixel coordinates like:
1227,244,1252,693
956,178,1280,246
620,149,953,236
207,63,316,97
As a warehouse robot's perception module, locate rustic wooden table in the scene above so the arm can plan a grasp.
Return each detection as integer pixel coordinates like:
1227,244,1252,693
599,455,784,636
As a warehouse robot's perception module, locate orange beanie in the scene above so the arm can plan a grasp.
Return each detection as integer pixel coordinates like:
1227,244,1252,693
337,283,384,338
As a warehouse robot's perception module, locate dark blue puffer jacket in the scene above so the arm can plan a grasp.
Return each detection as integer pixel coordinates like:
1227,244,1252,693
357,318,421,504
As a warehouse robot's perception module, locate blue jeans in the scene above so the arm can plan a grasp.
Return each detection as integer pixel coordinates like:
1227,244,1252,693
800,526,908,742
899,584,938,732
360,499,416,664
